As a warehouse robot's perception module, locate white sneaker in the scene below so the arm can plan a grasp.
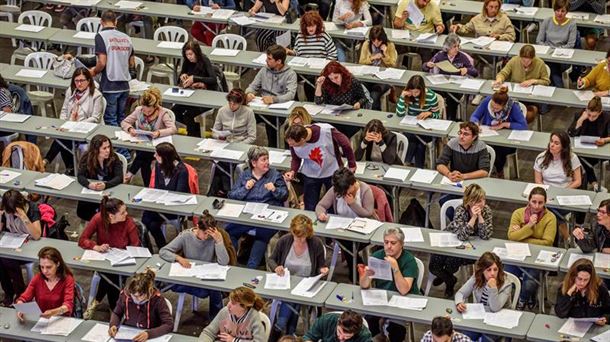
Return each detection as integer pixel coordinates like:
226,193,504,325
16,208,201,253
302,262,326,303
83,299,99,320
471,94,483,106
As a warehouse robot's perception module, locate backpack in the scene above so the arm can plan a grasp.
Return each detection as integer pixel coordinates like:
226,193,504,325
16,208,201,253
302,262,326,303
72,282,86,318
399,198,433,229
38,203,70,240
212,64,229,93
148,162,199,195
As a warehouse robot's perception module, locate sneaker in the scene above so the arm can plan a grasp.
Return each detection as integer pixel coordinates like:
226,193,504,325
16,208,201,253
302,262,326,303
516,299,526,311
526,299,537,311
471,94,483,106
444,275,457,298
432,277,445,287
83,299,99,320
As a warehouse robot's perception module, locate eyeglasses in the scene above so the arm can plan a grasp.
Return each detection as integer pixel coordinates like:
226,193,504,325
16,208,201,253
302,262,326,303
599,209,608,215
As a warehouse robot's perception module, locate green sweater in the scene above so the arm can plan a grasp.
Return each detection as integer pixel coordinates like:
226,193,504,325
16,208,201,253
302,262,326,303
507,207,557,246
395,88,440,118
304,313,373,342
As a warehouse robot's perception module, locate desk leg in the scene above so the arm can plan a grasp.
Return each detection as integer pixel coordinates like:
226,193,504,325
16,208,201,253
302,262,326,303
328,240,340,282
539,271,546,314
352,243,358,284
391,185,399,222
99,273,122,291
276,116,280,147
424,192,432,228
269,299,280,328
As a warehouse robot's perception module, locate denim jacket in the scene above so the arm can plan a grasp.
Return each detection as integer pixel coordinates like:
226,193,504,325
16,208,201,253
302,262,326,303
228,167,288,207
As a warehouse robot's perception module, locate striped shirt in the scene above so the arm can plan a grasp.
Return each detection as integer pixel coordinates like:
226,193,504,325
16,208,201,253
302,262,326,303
395,88,440,118
293,32,337,60
0,87,12,110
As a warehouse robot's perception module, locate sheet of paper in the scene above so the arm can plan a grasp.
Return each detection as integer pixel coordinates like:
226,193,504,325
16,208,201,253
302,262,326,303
0,170,21,184
508,130,533,141
425,74,449,85
567,253,593,268
114,0,142,8
354,161,366,175
594,252,610,269
414,33,437,43
406,0,424,26
152,135,172,147
190,6,213,15
157,41,185,49
114,326,143,340
515,7,537,15
269,100,295,110
307,58,330,69
34,173,75,190
347,218,383,235
505,242,531,257
401,228,424,242
81,249,106,261
162,88,194,97
532,44,550,55
374,68,405,80
429,233,462,247
567,12,589,20
291,274,325,298
479,125,500,137
72,31,97,39
383,167,410,181
216,203,245,218
344,26,369,37
275,30,291,48
575,137,599,150
556,195,592,206
302,104,324,116
469,36,495,47
492,247,526,262
535,250,562,266
104,248,131,266
0,112,30,122
126,246,151,258
210,148,243,160
573,90,595,102
129,79,150,92
212,9,235,19
15,24,45,32
16,69,47,78
251,209,288,224
463,303,486,319
483,309,522,328
158,193,196,206
192,263,230,280
368,256,393,281
387,296,427,310
39,316,82,336
210,48,240,57
592,328,610,341
391,29,410,40
512,84,533,94
133,188,168,202
60,121,97,134
266,150,286,165
230,15,256,26
287,56,308,67
81,322,110,342
435,60,459,73
168,262,195,277
361,289,388,306
440,176,461,187
532,85,556,97
248,96,269,108
594,14,610,24
459,79,484,90
417,118,452,131
558,318,593,338
325,216,354,230
13,301,42,317
399,115,418,126
265,269,291,290
488,41,514,52
552,48,574,58
196,138,229,151
252,53,267,65
409,169,438,184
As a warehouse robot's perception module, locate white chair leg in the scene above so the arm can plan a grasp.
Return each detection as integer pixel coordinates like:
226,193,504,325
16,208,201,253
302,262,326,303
25,262,35,282
424,272,435,296
87,272,101,307
173,292,187,332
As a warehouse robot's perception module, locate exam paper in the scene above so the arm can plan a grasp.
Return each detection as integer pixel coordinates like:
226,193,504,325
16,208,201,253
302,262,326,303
492,247,526,262
168,262,195,277
508,130,533,141
251,209,288,224
558,317,593,338
505,242,531,257
552,48,574,58
268,150,287,165
252,53,267,65
535,250,562,267
196,139,229,151
129,79,150,92
269,100,295,110
344,27,369,37
594,252,610,269
193,263,230,280
414,33,437,43
287,56,308,67
230,16,256,26
567,253,593,268
401,228,424,242
532,45,550,55
479,125,499,137
211,9,235,19
302,104,324,116
532,85,556,97
162,88,194,97
126,246,152,258
210,48,240,56
114,326,143,340
512,84,532,94
592,328,610,341
429,233,462,247
209,148,243,160
81,322,110,342
440,176,461,187
409,169,438,184
407,0,424,26
434,60,459,73
470,36,495,47
594,14,610,24
325,216,354,230
248,96,268,108
60,121,97,134
15,24,45,32
243,202,269,215
0,112,30,122
275,30,291,48
387,296,427,310
81,249,106,261
190,6,214,15
368,256,393,281
114,0,142,8
391,29,411,40
567,12,589,20
133,188,168,202
462,303,486,319
556,195,592,206
361,289,388,306
374,68,405,80
216,203,245,218
36,316,83,336
16,69,47,78
0,170,20,184
13,301,42,317
417,118,452,131
488,41,513,52
483,309,522,328
425,74,450,85
575,137,599,149
34,174,74,190
73,31,96,39
157,41,184,49
265,269,291,290
114,131,148,143
515,7,537,15
383,167,410,181
151,135,172,147
346,218,383,235
291,274,325,297
459,79,484,90
355,161,366,175
104,248,132,266
399,115,418,126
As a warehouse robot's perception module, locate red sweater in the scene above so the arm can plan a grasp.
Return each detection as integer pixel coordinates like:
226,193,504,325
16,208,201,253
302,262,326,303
17,273,75,316
78,212,140,250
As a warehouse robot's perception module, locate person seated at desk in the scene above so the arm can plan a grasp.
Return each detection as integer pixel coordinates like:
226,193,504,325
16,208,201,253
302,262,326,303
393,0,444,63
268,214,329,335
534,130,583,242
0,190,42,307
506,187,557,310
332,0,373,62
249,0,290,51
449,0,516,42
79,196,140,318
360,227,419,342
469,86,527,179
430,184,493,298
568,96,610,192
572,199,610,254
355,119,402,165
423,33,478,122
159,210,235,320
303,310,372,342
284,123,356,211
455,252,512,341
76,134,123,221
287,11,337,60
187,0,236,46
577,48,610,97
396,75,441,168
569,0,606,50
172,41,219,138
420,316,472,342
199,286,267,342
43,68,103,176
121,87,177,186
536,0,577,88
15,247,74,321
358,26,397,111
141,142,189,250
555,258,610,324
108,269,173,341
493,44,550,123
226,146,288,268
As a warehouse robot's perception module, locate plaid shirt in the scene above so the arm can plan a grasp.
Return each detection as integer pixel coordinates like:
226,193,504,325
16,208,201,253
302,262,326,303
420,331,472,342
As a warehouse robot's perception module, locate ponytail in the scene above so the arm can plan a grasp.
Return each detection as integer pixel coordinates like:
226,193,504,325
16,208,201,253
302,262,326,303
100,196,125,231
127,268,157,297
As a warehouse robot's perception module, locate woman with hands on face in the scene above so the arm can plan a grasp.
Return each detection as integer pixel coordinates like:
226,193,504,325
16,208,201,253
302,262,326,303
355,119,403,165
555,258,610,326
573,200,610,256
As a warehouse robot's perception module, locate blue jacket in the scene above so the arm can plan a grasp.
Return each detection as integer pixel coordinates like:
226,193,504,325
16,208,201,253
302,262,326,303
184,0,235,9
470,96,528,130
228,167,288,207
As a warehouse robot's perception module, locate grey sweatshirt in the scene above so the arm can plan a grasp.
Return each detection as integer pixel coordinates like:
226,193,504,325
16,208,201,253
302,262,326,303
454,275,512,312
212,104,256,144
198,307,265,342
536,17,577,48
159,229,229,265
245,64,298,103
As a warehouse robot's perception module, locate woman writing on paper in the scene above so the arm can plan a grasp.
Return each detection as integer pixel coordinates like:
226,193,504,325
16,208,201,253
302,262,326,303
226,146,288,268
354,119,402,165
395,75,441,168
76,134,123,221
78,196,140,318
121,87,177,186
15,247,75,321
43,68,103,175
141,142,190,250
0,190,42,306
455,252,512,341
577,48,610,97
469,86,527,179
449,0,515,42
506,187,557,310
429,184,493,298
108,269,173,341
555,258,610,323
358,26,397,111
268,214,328,335
568,96,610,192
160,210,235,320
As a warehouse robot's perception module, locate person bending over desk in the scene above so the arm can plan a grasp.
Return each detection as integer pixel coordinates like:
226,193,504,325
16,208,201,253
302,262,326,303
430,184,493,298
122,87,177,186
506,186,556,310
569,0,606,50
15,247,74,321
358,26,397,111
0,190,42,307
455,252,512,341
420,316,472,342
109,269,173,341
360,227,419,342
355,119,402,165
226,146,288,268
159,209,235,320
577,48,610,97
449,0,515,42
303,310,372,342
76,134,123,221
555,258,610,324
78,196,140,318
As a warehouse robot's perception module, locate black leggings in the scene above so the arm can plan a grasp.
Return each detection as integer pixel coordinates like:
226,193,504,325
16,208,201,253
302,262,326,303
44,139,75,170
95,273,121,310
129,151,154,186
0,258,26,304
142,210,172,250
173,104,207,138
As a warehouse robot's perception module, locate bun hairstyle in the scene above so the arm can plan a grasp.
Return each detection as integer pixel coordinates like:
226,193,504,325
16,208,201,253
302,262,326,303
127,268,157,297
140,87,162,107
491,86,510,106
198,209,217,230
229,286,266,311
587,96,603,113
100,196,125,230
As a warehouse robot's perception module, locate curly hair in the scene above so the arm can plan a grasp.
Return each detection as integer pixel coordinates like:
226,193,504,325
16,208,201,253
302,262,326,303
320,61,353,96
299,11,324,43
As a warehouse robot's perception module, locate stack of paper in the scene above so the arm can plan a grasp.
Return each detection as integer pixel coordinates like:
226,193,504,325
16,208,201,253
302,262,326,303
426,74,450,85
34,174,74,190
320,104,353,115
269,101,295,110
552,48,574,58
210,48,240,56
361,289,388,306
354,161,366,175
60,121,97,134
594,252,610,269
532,85,556,97
114,131,149,143
230,16,256,26
483,309,522,328
418,118,452,131
508,130,533,141
211,9,235,19
409,169,438,184
535,250,562,266
521,183,550,197
575,136,599,150
532,45,550,55
388,296,427,310
492,247,527,262
504,242,531,259
265,269,291,290
254,13,284,24
129,79,150,92
558,317,595,338
567,253,593,268
32,316,83,336
383,167,410,181
114,0,142,9
0,232,28,249
216,203,245,218
126,246,152,258
0,170,21,184
0,112,30,122
196,138,230,152
345,218,383,235
105,248,135,266
291,274,326,298
556,195,592,206
344,27,369,37
429,233,462,247
252,53,267,65
133,188,168,202
462,303,486,319
325,216,354,230
251,209,288,224
375,68,405,80
401,227,424,242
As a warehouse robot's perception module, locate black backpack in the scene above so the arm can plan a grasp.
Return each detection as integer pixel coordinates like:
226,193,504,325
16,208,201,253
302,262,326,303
213,64,229,93
399,198,434,229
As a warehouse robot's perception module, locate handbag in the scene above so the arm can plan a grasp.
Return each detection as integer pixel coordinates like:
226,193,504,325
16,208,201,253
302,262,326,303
52,56,76,79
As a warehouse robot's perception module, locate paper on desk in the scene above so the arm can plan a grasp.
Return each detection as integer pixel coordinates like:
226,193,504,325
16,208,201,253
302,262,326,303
368,256,393,281
406,0,424,26
479,125,499,137
532,85,556,97
448,75,467,85
114,0,142,8
414,33,437,43
575,136,599,149
212,9,235,19
344,26,369,37
243,202,269,215
105,248,132,266
552,48,574,58
267,150,287,165
407,169,437,184
0,170,20,184
488,41,513,52
60,121,97,134
269,100,295,109
521,183,549,198
459,79,484,90
535,250,562,266
469,36,495,47
388,296,427,310
434,60,459,73
127,246,152,258
401,228,424,242
483,309,522,328
254,13,284,24
462,303,486,319
307,58,330,69
216,203,245,218
168,262,195,277
81,322,110,342
196,138,229,151
347,218,383,235
291,274,325,297
399,115,418,126
190,6,213,15
81,188,103,196
425,74,450,85
81,249,106,261
287,56,308,67
193,263,230,280
15,24,45,32
512,84,533,94
567,253,593,268
34,173,74,190
501,3,520,11
594,252,610,269
429,233,462,247
210,148,243,160
114,325,144,340
252,53,268,66
114,131,148,143
128,79,150,92
210,48,240,57
157,41,185,49
532,44,550,55
37,316,83,336
230,15,256,26
558,318,593,338
265,269,291,290
13,301,42,317
248,96,269,108
162,88,194,97
505,242,531,257
375,68,405,80
594,14,610,24
566,12,589,20
508,130,533,142
275,30,291,48
302,104,324,116
251,209,288,224
361,289,388,306
440,176,462,187
134,188,168,202
72,31,96,39
556,195,592,206
592,328,610,341
325,216,354,230
492,247,526,262
354,161,366,175
152,135,172,147
383,167,410,182
16,69,47,78
391,29,410,40
515,7,537,15
418,118,452,131
321,104,353,115
0,112,30,122
573,90,595,102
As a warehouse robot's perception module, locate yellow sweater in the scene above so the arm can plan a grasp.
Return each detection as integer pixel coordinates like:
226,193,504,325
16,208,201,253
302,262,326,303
497,56,550,85
583,61,610,93
507,208,557,246
358,41,398,67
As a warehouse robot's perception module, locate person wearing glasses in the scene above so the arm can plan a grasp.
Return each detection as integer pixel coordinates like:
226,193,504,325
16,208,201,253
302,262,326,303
573,200,610,255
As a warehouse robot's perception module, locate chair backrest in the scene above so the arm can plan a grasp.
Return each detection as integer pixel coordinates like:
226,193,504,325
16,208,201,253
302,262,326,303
485,145,496,176
154,26,188,43
116,152,128,176
517,101,527,121
134,56,145,80
350,129,364,152
544,64,551,79
505,271,521,310
440,199,462,231
10,144,25,169
212,33,247,50
436,93,447,120
259,311,271,340
76,17,101,33
24,51,57,70
164,297,173,315
414,257,424,291
392,131,408,164
17,10,51,26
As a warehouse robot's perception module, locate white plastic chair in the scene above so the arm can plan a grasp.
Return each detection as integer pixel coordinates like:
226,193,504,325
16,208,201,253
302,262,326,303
423,94,446,169
117,153,128,176
75,17,101,55
504,102,526,179
134,56,145,81
11,10,52,65
0,0,22,48
147,26,188,85
260,311,271,340
486,145,496,177
212,34,247,89
392,131,408,165
164,297,173,315
24,51,58,118
414,257,424,292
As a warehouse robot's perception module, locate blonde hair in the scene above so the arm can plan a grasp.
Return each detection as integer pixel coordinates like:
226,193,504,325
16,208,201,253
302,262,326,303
288,107,313,126
463,183,486,208
126,269,157,297
140,87,162,107
290,214,314,239
229,286,266,311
